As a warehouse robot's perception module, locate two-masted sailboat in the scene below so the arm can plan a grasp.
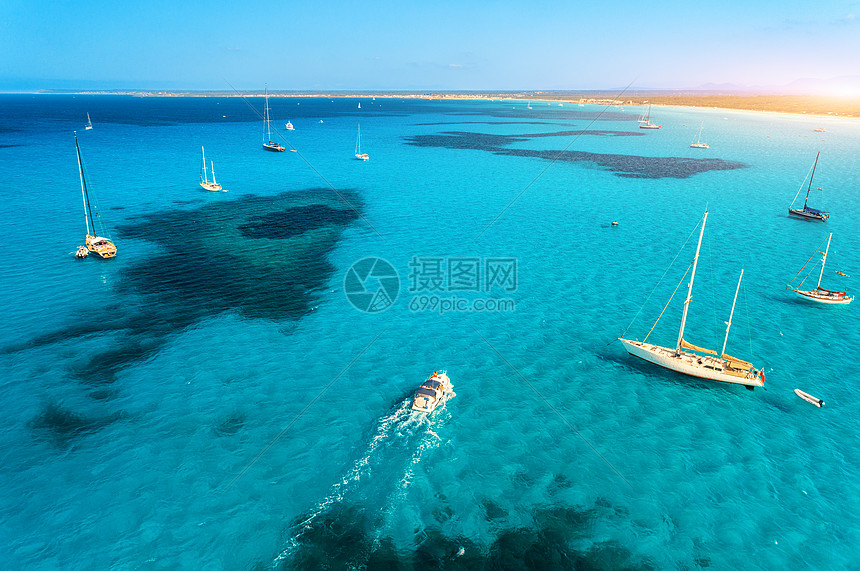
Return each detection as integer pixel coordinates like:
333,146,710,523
619,211,765,388
74,131,117,259
787,233,853,304
262,86,285,152
199,146,222,191
789,152,829,221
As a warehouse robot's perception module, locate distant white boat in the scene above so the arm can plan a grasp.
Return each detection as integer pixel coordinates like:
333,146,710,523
358,102,361,109
85,113,93,130
199,146,222,192
787,233,853,304
639,104,661,129
690,121,709,149
285,121,295,131
354,124,368,161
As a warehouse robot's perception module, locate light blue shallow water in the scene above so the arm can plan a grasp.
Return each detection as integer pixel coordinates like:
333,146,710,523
1,94,859,569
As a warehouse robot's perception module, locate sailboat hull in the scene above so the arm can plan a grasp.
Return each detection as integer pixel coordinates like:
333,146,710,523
788,208,829,221
791,289,854,304
619,339,764,387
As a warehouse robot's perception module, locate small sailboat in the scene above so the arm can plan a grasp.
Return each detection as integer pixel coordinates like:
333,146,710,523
690,122,709,148
262,86,285,152
411,371,452,413
84,113,93,130
619,211,765,388
357,102,361,109
787,233,853,304
199,146,222,191
284,121,295,131
354,124,369,161
639,103,661,129
74,131,117,259
789,152,829,221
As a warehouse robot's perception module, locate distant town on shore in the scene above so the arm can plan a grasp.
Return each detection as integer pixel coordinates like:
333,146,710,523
30,89,860,118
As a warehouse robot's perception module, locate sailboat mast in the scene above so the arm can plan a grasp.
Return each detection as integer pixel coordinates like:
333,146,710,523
676,211,708,351
264,86,272,141
817,233,832,288
721,269,744,358
74,131,96,236
201,146,208,183
804,152,820,209
211,161,217,185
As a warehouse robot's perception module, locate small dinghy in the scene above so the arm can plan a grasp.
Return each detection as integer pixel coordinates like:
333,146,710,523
411,371,452,413
795,388,824,407
75,245,89,259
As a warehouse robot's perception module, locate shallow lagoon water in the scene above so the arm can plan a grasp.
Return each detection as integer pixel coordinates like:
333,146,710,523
1,94,859,569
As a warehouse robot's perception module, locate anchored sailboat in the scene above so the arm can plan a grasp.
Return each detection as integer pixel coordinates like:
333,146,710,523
690,122,709,149
639,103,661,129
789,152,829,221
619,211,765,388
74,131,116,259
787,233,853,304
85,113,93,130
199,146,222,191
354,124,369,161
262,86,285,152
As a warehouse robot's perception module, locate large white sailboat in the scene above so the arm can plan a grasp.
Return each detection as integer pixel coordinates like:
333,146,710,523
199,146,222,191
74,131,117,259
262,86,285,152
787,233,853,304
619,211,765,388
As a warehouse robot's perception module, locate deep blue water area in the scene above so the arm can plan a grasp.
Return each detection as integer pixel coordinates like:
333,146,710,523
1,94,859,569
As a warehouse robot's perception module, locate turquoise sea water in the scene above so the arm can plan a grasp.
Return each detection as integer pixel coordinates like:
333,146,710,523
1,94,859,569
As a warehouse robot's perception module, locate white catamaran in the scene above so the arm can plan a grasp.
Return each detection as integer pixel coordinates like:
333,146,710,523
199,146,222,191
619,211,765,388
787,233,853,304
74,131,117,259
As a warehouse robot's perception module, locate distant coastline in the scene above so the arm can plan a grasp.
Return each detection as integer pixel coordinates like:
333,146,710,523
21,90,860,119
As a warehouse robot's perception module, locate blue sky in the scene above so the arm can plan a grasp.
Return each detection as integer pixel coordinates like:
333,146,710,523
2,0,859,92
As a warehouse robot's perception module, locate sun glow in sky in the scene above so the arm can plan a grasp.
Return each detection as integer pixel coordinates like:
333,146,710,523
1,0,859,91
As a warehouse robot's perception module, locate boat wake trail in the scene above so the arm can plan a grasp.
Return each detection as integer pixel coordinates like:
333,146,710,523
272,391,454,567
